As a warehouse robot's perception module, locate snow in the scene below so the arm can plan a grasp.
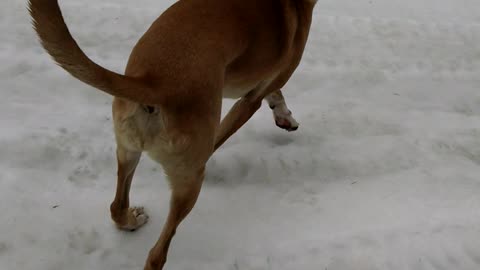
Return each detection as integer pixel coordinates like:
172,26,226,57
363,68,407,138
1,0,480,269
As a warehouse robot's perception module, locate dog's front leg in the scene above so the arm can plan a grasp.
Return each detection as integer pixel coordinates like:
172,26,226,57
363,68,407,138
265,90,299,132
215,66,301,151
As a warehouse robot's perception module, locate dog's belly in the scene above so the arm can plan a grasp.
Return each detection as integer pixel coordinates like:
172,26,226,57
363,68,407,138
222,74,278,99
223,67,281,99
222,83,257,99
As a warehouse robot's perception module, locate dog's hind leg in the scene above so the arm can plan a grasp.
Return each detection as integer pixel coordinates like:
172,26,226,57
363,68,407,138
110,145,149,231
214,94,262,151
265,90,299,132
144,168,205,270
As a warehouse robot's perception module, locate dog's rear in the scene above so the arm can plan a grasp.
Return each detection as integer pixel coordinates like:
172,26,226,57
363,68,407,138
29,0,316,269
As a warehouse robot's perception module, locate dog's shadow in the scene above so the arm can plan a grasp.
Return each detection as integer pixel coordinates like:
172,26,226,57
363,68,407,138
262,132,296,147
205,130,302,186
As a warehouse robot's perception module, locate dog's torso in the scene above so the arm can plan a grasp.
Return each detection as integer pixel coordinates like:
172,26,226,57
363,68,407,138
114,0,315,169
126,0,314,99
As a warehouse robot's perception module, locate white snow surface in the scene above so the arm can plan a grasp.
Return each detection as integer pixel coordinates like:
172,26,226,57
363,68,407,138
1,0,480,269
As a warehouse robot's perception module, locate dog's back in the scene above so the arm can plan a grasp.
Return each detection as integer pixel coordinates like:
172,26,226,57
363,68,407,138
126,0,313,103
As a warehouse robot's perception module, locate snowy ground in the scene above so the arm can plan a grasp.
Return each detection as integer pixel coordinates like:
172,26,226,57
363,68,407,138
1,0,480,269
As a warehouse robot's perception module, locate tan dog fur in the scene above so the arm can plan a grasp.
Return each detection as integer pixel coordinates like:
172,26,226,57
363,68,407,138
28,0,316,269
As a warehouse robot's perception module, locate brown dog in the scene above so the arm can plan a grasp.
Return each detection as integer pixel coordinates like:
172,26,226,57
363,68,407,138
29,0,316,269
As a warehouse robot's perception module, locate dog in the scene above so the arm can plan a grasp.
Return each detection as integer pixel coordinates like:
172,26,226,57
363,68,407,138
28,0,316,269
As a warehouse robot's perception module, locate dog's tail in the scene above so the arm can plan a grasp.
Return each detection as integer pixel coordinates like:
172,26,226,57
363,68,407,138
28,0,161,105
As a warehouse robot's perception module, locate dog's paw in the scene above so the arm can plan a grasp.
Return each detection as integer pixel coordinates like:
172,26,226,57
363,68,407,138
116,207,149,232
274,111,299,132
